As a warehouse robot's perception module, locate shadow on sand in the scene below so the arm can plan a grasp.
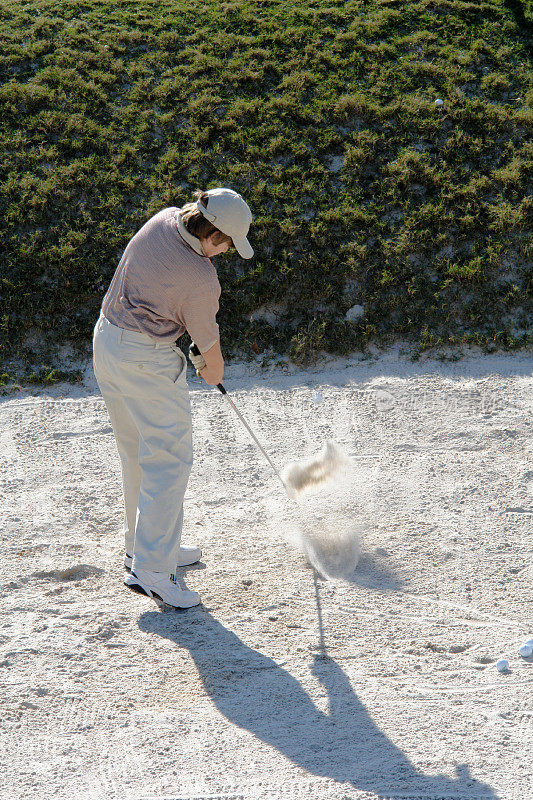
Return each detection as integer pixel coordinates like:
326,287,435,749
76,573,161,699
346,551,403,591
139,609,498,799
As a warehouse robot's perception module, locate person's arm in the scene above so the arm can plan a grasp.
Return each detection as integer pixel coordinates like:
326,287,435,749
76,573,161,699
180,287,223,383
199,340,224,386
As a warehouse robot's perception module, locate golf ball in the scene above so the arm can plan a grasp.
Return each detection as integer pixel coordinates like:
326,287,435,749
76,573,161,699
312,391,323,404
496,659,509,673
519,644,533,658
435,98,444,106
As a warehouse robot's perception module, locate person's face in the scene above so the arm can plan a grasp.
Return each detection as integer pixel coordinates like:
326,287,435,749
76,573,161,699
201,234,231,258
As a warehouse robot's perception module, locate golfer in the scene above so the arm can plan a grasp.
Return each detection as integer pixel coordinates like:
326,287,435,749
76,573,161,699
93,188,253,608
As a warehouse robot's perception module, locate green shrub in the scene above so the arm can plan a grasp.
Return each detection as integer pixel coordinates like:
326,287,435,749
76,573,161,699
0,0,531,385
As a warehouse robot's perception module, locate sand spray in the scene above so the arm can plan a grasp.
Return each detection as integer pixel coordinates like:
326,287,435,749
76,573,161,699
276,442,368,580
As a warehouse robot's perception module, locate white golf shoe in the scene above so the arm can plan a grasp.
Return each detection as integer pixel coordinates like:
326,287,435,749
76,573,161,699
124,546,202,573
124,568,200,609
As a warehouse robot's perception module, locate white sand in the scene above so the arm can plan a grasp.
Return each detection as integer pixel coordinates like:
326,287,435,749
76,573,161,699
1,349,532,800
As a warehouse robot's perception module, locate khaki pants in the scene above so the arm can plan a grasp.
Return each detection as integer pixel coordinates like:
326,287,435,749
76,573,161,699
93,314,192,572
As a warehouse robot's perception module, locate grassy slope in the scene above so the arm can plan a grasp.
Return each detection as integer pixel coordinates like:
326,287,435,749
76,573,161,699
0,0,532,384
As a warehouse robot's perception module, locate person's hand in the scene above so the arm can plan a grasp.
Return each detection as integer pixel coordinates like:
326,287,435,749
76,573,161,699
194,340,224,385
199,365,223,385
188,343,206,374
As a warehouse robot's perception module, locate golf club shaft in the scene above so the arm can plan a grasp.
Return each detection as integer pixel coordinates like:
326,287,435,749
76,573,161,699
216,383,287,491
188,343,288,493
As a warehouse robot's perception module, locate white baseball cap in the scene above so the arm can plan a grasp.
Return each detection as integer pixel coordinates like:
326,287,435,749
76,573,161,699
196,188,254,259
